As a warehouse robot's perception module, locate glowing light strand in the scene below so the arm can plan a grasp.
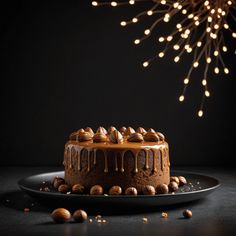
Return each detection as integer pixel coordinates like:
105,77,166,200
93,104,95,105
92,0,236,117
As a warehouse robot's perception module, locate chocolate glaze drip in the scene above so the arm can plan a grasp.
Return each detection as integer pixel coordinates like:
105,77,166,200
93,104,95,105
144,149,149,169
64,140,169,174
115,152,118,171
77,150,81,171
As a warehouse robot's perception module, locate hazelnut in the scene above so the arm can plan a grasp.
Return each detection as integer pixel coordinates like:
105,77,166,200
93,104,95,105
108,126,117,134
119,126,126,134
124,127,135,136
157,132,165,141
69,128,85,140
78,132,93,142
125,187,138,195
51,208,71,223
142,185,156,195
183,209,192,219
73,209,88,223
85,127,94,136
144,132,160,142
170,176,180,186
58,184,70,194
96,126,107,135
109,130,123,144
156,184,169,194
168,181,179,192
52,177,65,189
69,131,78,141
90,185,103,195
108,186,122,195
93,132,107,143
178,176,187,186
136,127,147,135
127,132,144,142
148,128,156,133
72,184,85,194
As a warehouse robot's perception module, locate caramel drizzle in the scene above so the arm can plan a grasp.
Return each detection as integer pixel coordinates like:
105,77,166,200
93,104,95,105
153,149,158,173
67,145,168,173
93,149,97,165
134,151,139,173
87,150,91,172
120,150,125,173
69,147,72,169
160,147,165,171
115,152,118,171
144,149,149,169
104,150,108,173
166,147,170,167
77,149,81,171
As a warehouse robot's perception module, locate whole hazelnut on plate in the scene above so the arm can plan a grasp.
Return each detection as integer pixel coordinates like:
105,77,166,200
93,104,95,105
90,185,103,195
52,177,65,189
51,208,71,223
108,186,122,195
72,184,85,194
125,187,138,195
142,185,156,195
156,184,169,194
183,209,192,219
168,181,179,192
73,209,88,223
170,176,180,186
58,184,70,194
178,176,187,186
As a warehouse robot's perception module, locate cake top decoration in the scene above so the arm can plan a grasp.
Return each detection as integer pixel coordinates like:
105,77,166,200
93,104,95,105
69,126,165,143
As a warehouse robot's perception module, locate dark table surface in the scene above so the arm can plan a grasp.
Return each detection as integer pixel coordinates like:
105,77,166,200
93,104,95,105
0,167,235,236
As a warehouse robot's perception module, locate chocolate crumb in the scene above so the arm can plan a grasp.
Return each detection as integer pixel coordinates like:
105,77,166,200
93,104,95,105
142,217,148,223
95,215,102,220
161,212,168,218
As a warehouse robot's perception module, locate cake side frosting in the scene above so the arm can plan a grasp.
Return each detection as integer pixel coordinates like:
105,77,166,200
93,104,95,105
63,126,170,192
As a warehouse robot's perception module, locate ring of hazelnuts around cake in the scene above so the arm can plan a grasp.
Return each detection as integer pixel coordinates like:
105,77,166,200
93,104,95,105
51,175,187,196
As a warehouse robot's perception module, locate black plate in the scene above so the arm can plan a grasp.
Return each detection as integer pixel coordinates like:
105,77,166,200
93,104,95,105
18,171,220,207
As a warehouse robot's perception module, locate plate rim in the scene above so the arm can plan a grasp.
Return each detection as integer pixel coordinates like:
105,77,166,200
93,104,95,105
18,170,220,199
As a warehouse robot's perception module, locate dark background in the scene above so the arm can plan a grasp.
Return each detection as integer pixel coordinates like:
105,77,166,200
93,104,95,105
1,1,235,166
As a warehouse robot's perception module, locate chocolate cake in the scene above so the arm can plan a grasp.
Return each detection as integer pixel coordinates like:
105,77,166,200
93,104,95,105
63,126,170,193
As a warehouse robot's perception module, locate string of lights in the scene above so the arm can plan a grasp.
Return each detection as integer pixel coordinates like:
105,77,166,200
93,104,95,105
92,0,236,117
